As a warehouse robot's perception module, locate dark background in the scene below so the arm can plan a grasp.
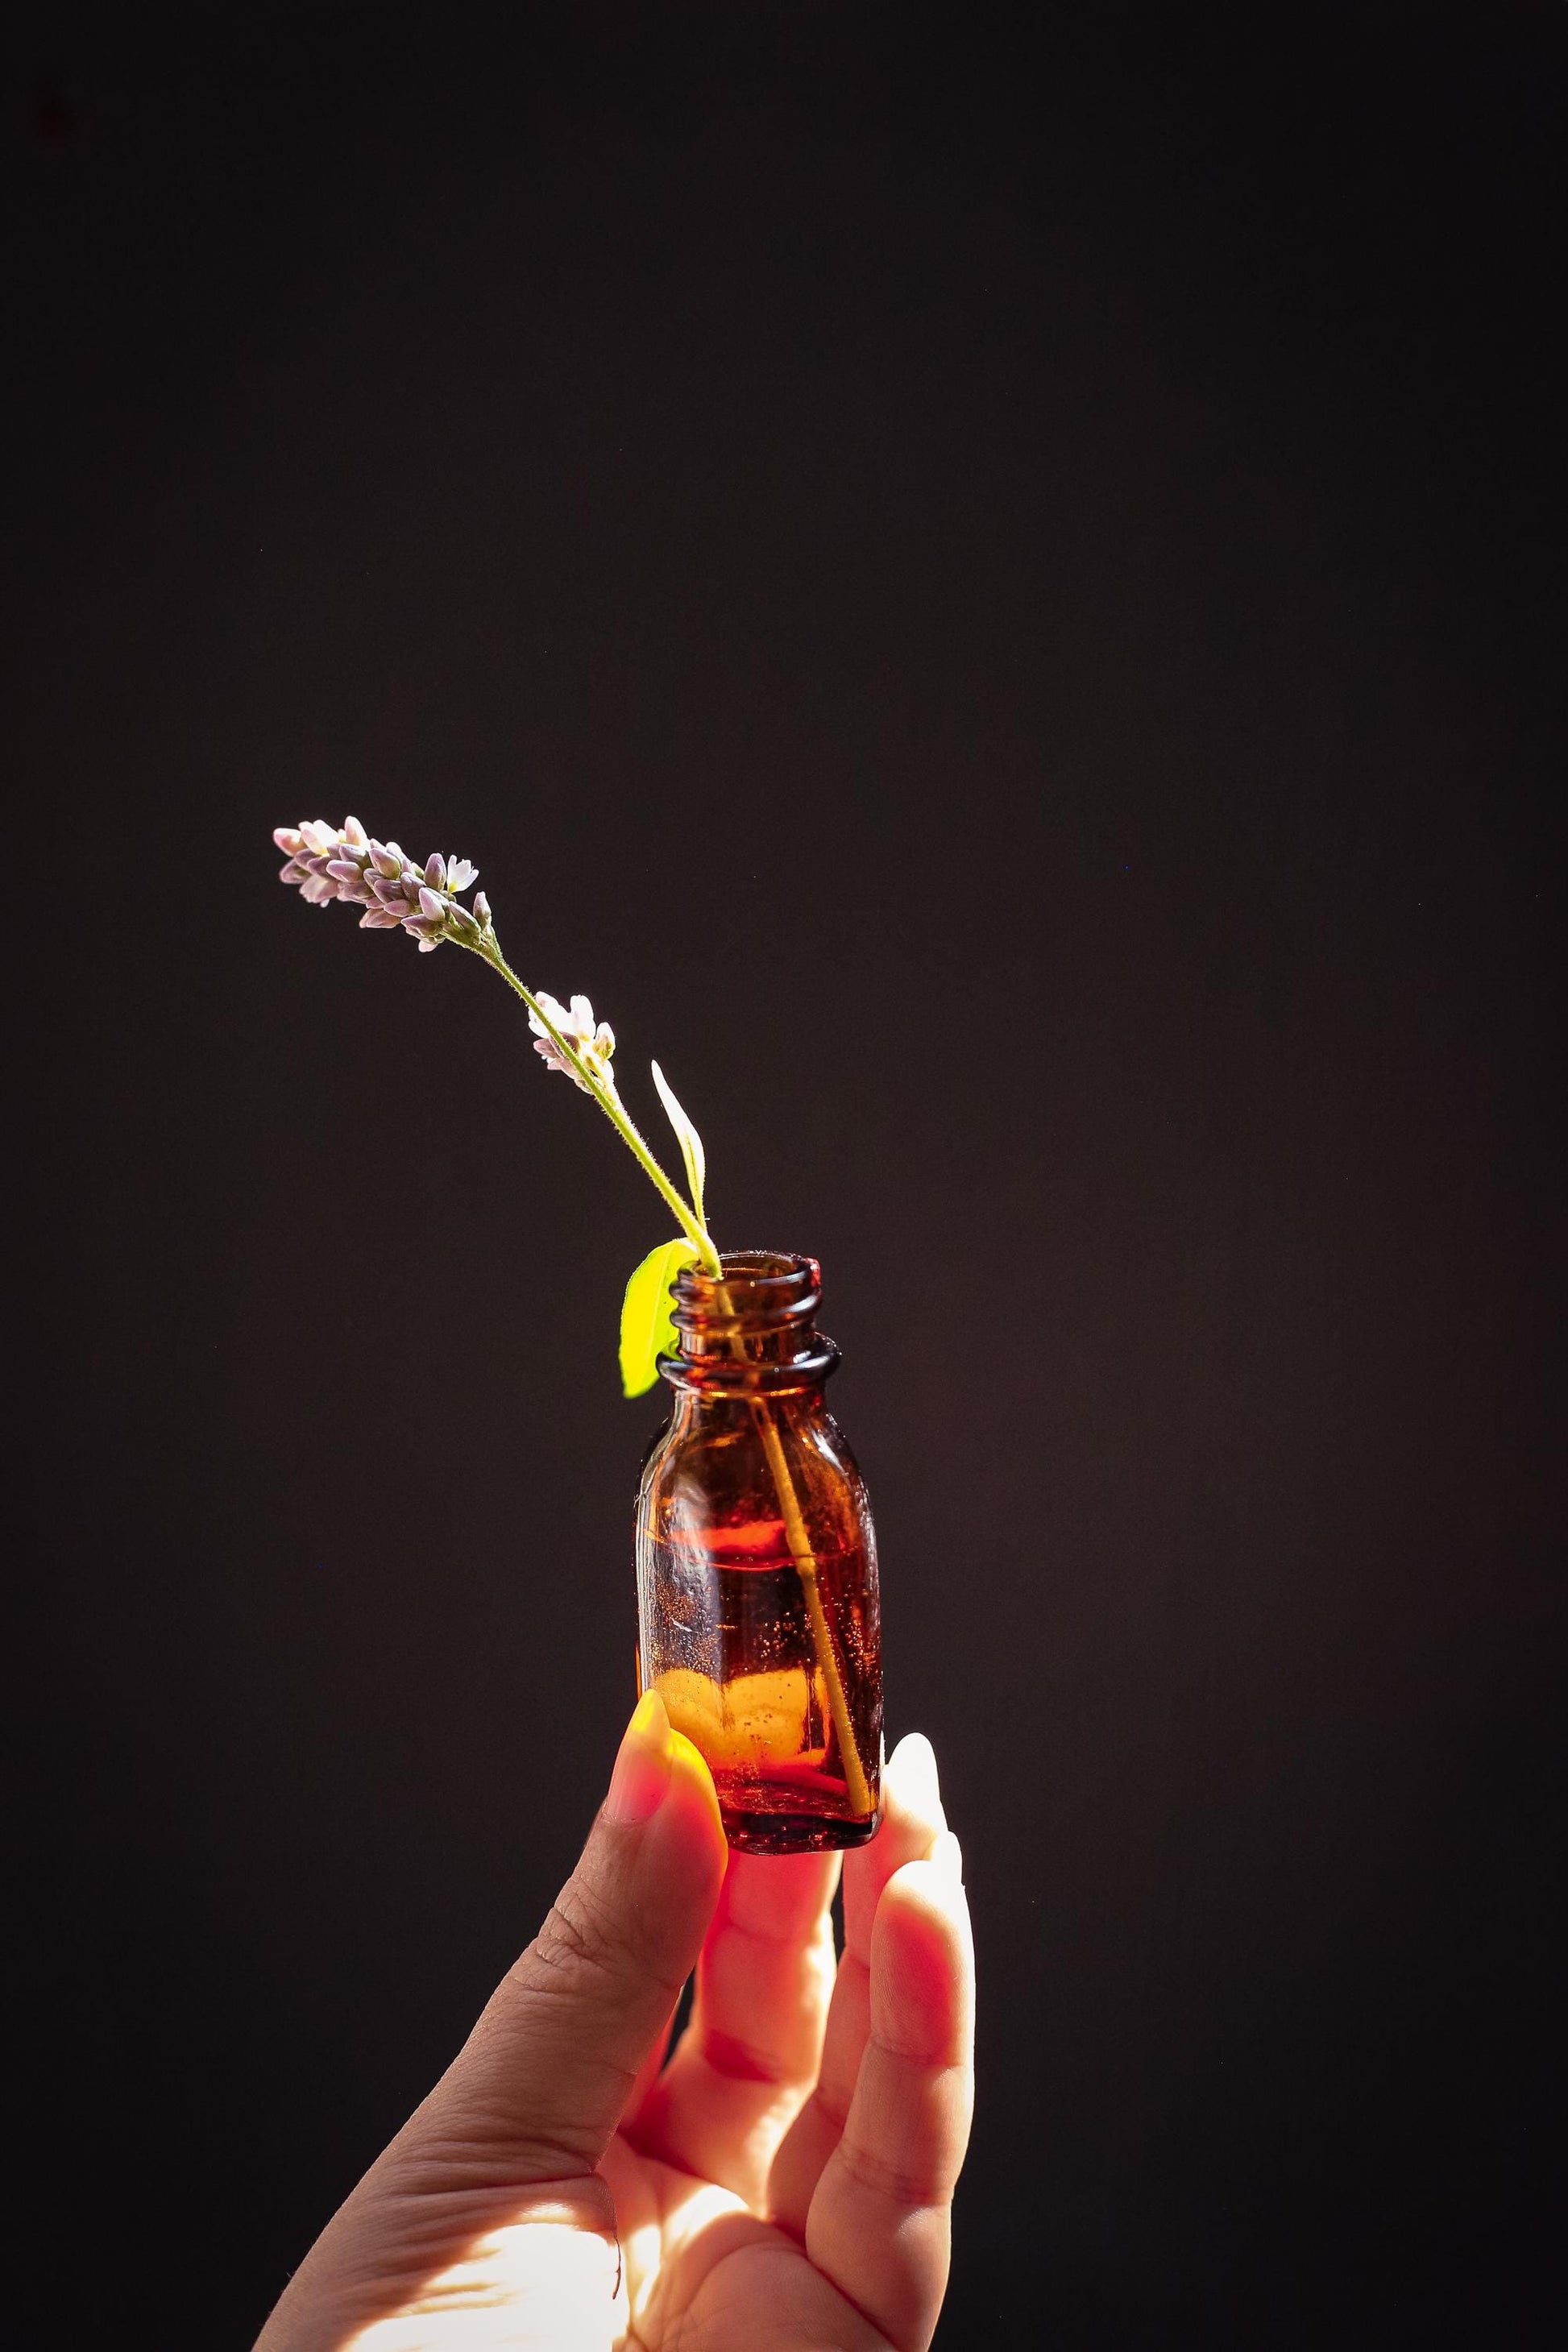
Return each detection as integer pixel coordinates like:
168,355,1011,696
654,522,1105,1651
8,5,1562,2345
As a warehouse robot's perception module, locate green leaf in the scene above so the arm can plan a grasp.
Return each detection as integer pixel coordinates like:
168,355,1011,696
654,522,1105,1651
619,1237,701,1398
650,1060,707,1226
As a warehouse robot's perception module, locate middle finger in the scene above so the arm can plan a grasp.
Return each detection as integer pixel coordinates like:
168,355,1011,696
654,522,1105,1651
627,1844,842,2206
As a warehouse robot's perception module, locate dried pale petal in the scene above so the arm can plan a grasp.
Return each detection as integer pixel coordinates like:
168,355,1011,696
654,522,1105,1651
569,994,594,1031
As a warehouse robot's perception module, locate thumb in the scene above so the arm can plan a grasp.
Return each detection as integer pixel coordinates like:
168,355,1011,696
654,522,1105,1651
409,1690,728,2183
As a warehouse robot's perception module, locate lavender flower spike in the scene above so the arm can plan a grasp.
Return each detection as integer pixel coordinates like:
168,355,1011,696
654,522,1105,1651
274,817,492,954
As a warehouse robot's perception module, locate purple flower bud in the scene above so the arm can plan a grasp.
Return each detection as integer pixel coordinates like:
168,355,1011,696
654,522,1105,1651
372,877,406,906
274,828,305,856
369,843,401,881
359,906,403,928
417,935,440,952
326,859,363,883
448,902,479,940
343,815,368,847
473,890,492,927
424,852,446,889
418,886,446,923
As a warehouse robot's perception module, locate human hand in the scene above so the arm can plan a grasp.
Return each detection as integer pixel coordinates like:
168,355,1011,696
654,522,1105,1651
255,1695,973,2350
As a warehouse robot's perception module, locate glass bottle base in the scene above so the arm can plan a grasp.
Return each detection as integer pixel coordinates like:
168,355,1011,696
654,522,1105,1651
722,1805,883,1857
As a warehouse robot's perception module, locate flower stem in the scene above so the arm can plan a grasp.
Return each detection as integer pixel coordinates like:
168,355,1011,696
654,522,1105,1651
464,932,722,1274
749,1396,876,1820
711,1273,875,1823
460,924,872,1814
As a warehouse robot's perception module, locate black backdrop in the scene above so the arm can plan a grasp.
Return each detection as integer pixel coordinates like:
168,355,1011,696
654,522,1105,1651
9,6,1563,2346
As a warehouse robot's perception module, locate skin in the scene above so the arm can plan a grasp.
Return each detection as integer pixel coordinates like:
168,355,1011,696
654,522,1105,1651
255,1706,975,2351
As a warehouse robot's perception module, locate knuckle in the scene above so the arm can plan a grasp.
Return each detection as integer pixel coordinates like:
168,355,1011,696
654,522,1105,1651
839,2129,954,2209
515,1867,684,2009
526,1878,627,1989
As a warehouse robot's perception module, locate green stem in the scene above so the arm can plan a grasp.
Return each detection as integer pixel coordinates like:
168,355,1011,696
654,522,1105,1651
463,931,722,1275
712,1276,875,1822
750,1396,876,1819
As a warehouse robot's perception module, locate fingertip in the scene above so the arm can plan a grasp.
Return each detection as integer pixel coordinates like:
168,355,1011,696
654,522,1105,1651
928,1829,964,1885
622,1725,728,1965
885,1731,946,1835
604,1687,675,1826
720,1843,841,1941
667,1725,718,1798
663,1728,728,1859
888,1849,971,1941
886,1728,937,1780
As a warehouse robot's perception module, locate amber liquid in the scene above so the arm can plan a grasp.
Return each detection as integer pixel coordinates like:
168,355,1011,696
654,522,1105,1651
639,1512,881,1855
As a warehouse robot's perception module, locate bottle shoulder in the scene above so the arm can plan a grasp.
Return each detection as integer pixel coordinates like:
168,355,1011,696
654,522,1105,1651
638,1392,874,1555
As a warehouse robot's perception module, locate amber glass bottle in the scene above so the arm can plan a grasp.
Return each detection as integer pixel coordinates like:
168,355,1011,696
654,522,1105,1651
636,1251,882,1854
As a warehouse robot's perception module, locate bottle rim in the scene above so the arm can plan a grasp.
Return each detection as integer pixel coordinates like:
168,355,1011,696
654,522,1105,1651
671,1249,822,1333
664,1249,838,1391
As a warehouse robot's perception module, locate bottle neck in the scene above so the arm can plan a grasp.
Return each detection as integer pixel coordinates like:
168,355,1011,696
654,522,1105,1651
663,1251,840,1398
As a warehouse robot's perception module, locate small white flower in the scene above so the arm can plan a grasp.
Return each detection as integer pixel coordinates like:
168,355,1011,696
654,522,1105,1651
528,990,616,1093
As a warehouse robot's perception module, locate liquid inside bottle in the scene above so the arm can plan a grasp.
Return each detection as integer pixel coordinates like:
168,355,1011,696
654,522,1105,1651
635,1252,882,1854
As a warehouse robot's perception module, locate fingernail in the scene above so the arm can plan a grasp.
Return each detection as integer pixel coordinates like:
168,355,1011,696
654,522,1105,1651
604,1689,674,1827
888,1731,944,1823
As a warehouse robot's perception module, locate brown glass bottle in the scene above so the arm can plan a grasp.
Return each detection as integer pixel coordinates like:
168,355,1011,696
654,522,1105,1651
635,1251,882,1855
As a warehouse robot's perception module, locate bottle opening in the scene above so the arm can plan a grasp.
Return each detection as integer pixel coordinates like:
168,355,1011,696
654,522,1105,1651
666,1251,837,1387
